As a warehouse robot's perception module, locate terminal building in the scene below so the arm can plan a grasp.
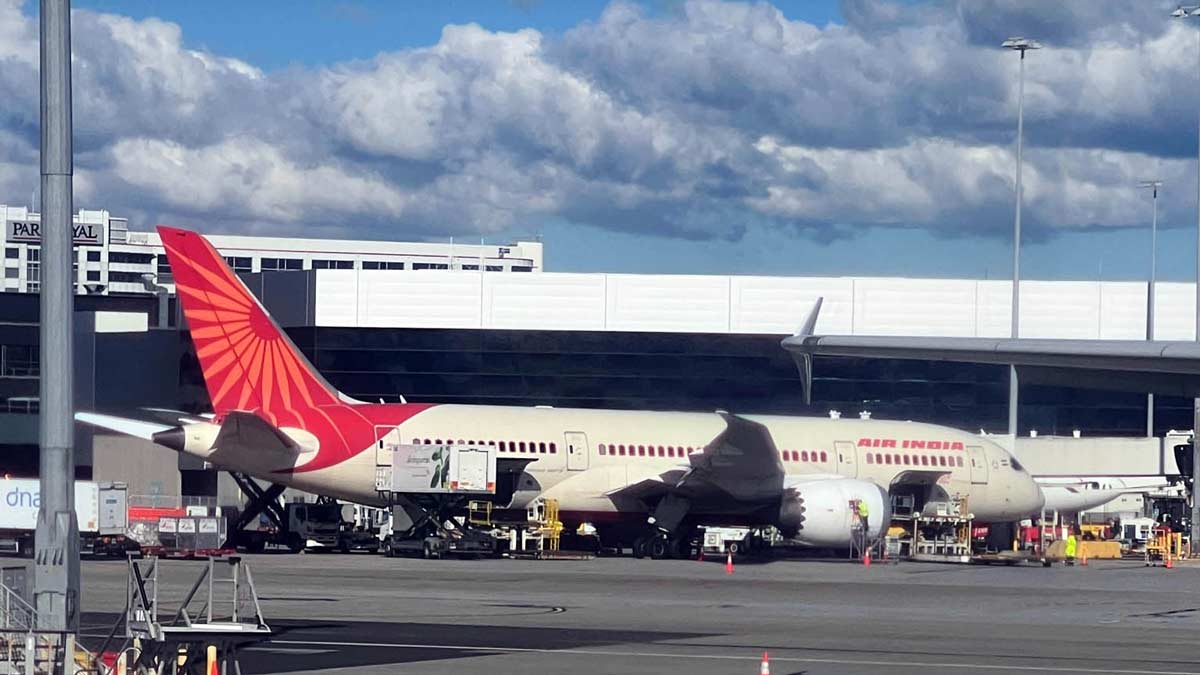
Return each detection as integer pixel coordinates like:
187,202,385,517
2,205,544,295
0,206,1189,505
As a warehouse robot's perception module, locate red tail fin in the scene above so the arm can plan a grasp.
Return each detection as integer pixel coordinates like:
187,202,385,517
158,226,340,420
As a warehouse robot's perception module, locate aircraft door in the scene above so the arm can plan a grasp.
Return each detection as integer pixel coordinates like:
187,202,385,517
565,431,589,471
374,426,402,492
966,446,988,484
834,441,858,478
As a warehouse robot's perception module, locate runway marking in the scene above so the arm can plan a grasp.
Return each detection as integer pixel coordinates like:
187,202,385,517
245,647,336,655
270,639,1200,674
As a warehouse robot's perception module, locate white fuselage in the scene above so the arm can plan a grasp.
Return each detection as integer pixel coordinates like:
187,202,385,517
186,405,1045,525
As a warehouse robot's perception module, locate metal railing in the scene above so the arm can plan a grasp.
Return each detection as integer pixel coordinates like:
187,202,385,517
0,582,34,633
127,495,219,510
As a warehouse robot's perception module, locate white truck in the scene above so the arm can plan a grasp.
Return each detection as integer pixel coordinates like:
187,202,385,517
0,479,132,556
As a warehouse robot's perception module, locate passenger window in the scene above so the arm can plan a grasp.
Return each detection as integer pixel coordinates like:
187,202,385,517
519,442,526,453
539,442,547,454
921,456,929,466
820,451,828,462
638,445,646,456
658,446,665,457
599,444,606,455
957,457,964,467
865,453,873,464
884,455,892,465
800,450,809,462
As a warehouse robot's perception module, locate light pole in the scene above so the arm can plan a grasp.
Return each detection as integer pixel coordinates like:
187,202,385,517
36,0,79,633
1172,4,1200,554
1140,180,1162,438
1002,36,1040,438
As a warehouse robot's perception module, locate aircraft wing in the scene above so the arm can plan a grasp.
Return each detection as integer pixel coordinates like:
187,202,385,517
607,412,785,504
780,299,1200,399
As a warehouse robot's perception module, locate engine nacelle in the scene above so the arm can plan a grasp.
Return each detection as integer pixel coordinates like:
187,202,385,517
776,478,891,548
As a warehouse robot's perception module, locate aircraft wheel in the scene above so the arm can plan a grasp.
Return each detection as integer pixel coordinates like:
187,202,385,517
632,538,647,559
650,537,669,559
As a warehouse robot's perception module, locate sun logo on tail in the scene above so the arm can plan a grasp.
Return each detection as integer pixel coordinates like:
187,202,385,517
160,226,338,425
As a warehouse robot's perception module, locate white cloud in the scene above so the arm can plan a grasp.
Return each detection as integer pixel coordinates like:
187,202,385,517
0,0,1195,245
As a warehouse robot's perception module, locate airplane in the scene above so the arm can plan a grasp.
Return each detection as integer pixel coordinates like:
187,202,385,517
1037,477,1171,516
78,226,1044,557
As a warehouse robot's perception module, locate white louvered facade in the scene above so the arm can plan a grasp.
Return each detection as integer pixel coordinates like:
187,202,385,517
314,270,1190,340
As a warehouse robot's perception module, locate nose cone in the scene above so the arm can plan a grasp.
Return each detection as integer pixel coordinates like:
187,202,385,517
1022,474,1046,516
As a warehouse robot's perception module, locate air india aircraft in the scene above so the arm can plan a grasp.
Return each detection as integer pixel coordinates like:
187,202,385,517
79,226,1044,556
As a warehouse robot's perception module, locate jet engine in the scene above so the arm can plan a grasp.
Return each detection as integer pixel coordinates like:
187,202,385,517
776,478,890,547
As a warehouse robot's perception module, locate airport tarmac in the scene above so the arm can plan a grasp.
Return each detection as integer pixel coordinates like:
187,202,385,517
79,554,1200,675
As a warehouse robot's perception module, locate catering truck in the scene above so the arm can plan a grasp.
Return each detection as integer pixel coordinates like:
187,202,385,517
378,443,501,558
0,479,132,556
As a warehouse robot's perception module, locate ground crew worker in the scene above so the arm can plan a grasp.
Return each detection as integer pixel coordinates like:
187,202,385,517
857,499,870,537
1065,530,1078,566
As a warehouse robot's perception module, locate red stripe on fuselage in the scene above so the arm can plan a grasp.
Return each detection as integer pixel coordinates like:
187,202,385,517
274,402,439,474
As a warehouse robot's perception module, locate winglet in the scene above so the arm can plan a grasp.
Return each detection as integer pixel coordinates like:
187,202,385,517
785,298,823,405
794,297,823,338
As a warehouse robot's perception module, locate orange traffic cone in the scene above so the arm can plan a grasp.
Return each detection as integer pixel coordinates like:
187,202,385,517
759,652,770,675
697,546,704,562
1166,556,1174,569
1080,551,1087,567
863,549,871,567
725,550,734,574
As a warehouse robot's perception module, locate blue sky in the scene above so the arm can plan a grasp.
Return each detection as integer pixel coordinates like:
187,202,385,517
70,2,847,70
4,0,1196,280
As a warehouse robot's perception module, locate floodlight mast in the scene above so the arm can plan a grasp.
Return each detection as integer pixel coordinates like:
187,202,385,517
1001,36,1040,438
1139,180,1163,437
1172,4,1200,556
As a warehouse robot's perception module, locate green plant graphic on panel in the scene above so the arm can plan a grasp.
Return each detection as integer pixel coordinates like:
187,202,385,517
430,449,445,489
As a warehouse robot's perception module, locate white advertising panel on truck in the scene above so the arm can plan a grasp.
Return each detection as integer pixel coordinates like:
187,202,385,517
390,445,497,494
0,479,100,533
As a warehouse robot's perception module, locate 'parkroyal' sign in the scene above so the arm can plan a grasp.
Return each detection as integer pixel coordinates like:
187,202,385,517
5,219,102,246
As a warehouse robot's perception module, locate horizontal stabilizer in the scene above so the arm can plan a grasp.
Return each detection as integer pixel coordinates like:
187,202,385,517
75,412,173,440
213,411,301,456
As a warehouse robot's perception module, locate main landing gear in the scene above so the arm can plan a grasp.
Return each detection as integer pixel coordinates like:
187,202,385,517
632,530,695,559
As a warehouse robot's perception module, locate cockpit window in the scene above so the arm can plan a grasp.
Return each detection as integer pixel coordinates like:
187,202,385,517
1010,457,1025,473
